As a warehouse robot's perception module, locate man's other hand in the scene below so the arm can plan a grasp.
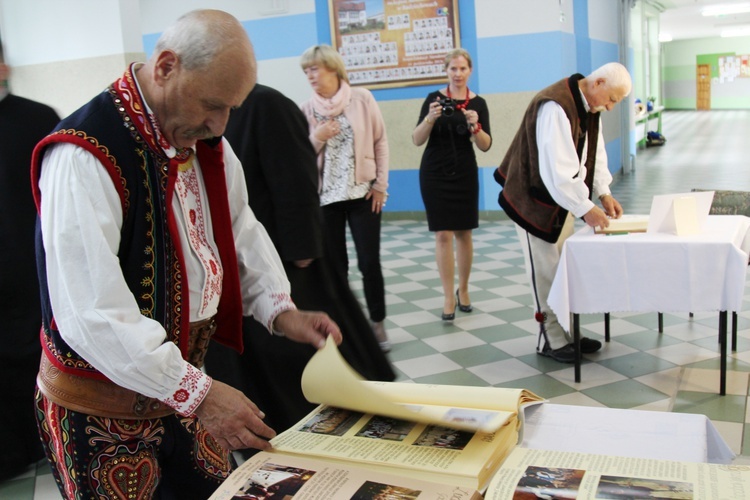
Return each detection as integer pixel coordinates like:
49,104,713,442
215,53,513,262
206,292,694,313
599,193,623,219
583,205,611,229
194,380,275,452
273,310,343,349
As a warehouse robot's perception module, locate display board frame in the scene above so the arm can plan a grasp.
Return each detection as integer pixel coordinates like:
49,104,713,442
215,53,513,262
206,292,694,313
328,0,460,89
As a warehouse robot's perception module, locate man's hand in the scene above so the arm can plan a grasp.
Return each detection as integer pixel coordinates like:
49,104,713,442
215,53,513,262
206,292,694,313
273,309,343,349
194,380,275,452
583,205,611,229
599,194,623,219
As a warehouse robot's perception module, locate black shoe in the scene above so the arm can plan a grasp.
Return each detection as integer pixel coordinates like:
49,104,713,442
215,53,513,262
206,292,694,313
537,343,577,363
580,337,602,353
456,289,473,313
441,300,457,321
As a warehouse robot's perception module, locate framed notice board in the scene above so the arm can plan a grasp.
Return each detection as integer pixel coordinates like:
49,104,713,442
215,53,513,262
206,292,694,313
329,0,460,89
718,54,749,83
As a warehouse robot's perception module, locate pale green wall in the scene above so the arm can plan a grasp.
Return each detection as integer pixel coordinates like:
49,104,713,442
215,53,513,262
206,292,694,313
662,36,750,109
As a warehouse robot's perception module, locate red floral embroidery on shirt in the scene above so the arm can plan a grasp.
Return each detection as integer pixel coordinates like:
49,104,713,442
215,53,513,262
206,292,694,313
174,164,223,315
182,366,203,392
163,364,211,416
266,292,296,332
270,292,293,308
172,389,189,403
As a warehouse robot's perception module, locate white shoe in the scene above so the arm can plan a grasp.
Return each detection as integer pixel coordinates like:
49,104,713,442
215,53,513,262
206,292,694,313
372,321,391,353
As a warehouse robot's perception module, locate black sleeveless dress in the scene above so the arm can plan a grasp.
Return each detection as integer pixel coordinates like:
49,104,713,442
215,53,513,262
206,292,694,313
417,90,491,231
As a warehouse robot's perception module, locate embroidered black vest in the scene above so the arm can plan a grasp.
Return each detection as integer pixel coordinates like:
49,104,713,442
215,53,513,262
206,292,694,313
32,77,243,379
495,76,600,243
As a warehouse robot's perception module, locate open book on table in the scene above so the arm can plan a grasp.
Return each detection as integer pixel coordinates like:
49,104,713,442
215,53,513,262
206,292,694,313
594,214,649,234
209,337,544,499
484,447,750,499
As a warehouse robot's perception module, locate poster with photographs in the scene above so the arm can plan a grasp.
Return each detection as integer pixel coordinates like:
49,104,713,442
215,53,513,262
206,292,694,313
718,54,749,83
329,0,460,89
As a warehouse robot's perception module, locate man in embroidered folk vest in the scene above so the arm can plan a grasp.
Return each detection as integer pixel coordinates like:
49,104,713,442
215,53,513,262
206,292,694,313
31,9,342,499
494,62,631,364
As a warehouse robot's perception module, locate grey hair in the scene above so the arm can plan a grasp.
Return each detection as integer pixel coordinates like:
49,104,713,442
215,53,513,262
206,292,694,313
154,10,241,70
588,62,632,96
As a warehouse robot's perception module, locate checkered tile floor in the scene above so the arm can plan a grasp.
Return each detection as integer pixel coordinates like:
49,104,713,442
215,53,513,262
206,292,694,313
359,216,750,445
5,110,750,498
357,110,750,465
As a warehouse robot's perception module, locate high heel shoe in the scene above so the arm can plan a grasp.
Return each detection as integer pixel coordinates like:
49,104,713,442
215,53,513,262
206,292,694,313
441,300,457,321
456,289,473,313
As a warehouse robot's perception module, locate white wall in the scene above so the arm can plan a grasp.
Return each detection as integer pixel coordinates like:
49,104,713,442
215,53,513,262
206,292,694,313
137,0,316,105
588,0,620,44
0,0,145,115
475,0,573,38
139,0,315,34
0,0,141,65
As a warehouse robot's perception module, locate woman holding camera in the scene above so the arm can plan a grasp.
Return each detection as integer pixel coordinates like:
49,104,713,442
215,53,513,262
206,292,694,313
412,48,491,321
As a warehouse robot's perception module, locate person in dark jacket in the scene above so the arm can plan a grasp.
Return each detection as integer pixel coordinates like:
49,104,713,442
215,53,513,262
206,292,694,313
204,84,395,447
0,51,60,481
0,52,60,481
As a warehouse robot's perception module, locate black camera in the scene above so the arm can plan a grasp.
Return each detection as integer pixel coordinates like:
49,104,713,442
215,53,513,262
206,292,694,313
437,96,455,117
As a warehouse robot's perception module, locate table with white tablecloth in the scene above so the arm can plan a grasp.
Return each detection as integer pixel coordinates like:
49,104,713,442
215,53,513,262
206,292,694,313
521,403,735,464
547,215,750,392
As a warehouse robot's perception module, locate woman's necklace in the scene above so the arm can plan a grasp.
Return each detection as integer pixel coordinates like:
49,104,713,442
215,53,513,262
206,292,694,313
446,86,470,110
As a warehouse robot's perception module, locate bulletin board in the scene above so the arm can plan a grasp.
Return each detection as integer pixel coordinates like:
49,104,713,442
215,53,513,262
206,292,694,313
328,0,460,89
718,54,749,83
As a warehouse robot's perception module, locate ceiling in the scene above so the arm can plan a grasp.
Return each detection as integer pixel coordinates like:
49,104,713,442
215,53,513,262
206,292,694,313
655,0,750,41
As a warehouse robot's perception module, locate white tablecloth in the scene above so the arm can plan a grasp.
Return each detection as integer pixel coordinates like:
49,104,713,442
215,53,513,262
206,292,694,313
521,404,735,464
548,215,750,333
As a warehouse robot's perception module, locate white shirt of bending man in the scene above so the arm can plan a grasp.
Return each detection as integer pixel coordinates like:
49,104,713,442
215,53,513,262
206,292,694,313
535,90,612,218
38,111,292,413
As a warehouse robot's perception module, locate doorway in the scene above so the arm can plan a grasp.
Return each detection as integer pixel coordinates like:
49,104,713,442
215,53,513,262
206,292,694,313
696,64,711,110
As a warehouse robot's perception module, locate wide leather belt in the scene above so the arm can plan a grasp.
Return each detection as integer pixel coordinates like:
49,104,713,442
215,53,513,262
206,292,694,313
37,317,217,419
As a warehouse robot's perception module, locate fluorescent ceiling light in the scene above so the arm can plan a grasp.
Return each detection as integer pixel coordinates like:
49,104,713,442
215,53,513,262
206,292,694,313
721,26,750,37
702,4,750,16
658,33,673,42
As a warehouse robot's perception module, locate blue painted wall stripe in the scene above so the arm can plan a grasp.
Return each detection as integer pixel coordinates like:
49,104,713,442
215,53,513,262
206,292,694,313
574,0,591,74
142,33,159,58
143,13,318,61
385,167,498,212
315,0,332,44
477,32,577,94
590,39,620,68
386,169,424,211
604,139,621,175
241,14,318,61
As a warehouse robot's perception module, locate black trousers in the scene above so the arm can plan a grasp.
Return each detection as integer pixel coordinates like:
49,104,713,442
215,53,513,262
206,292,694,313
0,351,45,480
322,197,386,322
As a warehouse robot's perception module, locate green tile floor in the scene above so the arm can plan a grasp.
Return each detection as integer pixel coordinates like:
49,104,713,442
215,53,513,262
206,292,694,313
4,109,750,498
